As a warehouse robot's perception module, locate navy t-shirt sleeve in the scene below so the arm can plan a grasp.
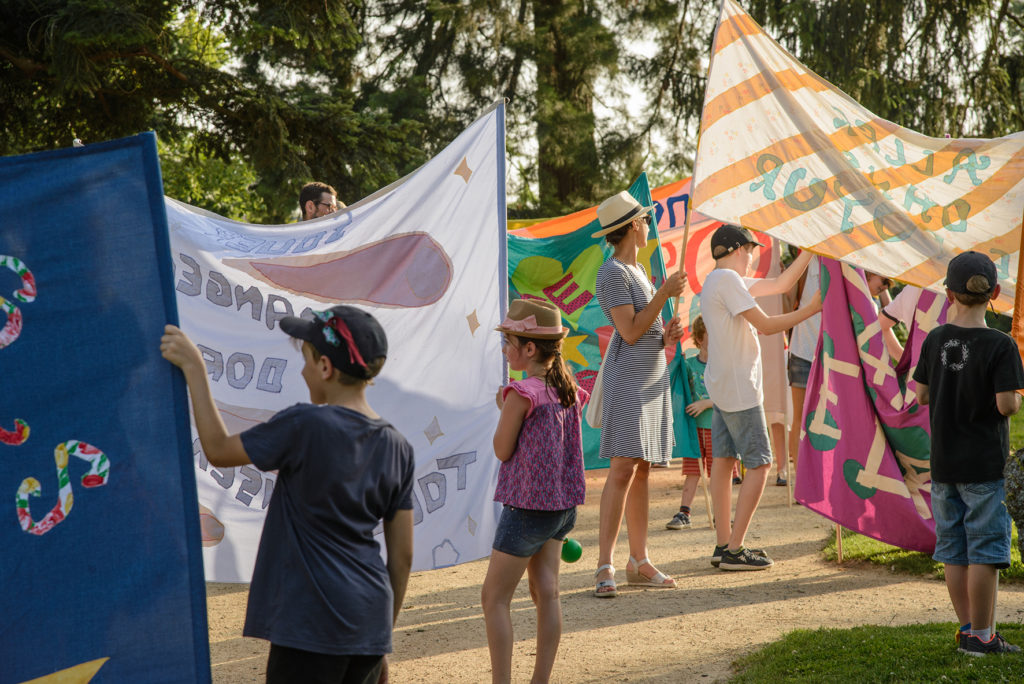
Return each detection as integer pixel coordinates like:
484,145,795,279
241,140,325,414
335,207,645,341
384,439,415,520
993,335,1024,393
240,404,306,473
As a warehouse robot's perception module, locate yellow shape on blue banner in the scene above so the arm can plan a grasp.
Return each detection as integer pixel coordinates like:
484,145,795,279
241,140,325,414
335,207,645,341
19,658,109,684
561,334,589,367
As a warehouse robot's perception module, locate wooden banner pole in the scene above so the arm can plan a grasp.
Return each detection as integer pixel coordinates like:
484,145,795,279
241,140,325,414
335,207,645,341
1011,215,1024,382
697,457,714,528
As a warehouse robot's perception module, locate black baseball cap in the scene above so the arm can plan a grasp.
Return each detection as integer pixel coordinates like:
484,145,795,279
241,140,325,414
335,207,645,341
280,305,388,379
710,224,765,259
944,251,998,296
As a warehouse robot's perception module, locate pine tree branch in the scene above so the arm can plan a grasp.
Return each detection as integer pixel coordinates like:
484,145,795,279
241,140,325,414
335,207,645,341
0,45,46,78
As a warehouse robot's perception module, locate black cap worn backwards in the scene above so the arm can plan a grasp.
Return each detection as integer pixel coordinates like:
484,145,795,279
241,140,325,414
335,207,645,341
944,251,998,296
710,224,766,259
280,305,388,379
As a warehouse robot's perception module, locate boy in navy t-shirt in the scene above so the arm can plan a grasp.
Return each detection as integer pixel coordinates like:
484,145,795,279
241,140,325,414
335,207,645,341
162,305,415,683
913,252,1024,656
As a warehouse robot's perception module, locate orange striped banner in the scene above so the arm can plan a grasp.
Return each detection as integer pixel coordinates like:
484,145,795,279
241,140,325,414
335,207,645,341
692,0,1022,308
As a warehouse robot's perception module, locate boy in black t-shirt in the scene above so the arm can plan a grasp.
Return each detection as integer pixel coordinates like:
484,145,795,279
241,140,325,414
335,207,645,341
162,306,415,683
913,251,1024,656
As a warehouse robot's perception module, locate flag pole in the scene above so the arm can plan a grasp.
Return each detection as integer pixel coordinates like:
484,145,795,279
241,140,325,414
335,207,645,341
678,0,730,528
698,451,714,528
1011,217,1024,378
672,0,728,312
786,425,794,506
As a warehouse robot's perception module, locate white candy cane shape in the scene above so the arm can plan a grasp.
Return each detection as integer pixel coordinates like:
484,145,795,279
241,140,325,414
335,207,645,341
0,255,36,349
16,440,111,536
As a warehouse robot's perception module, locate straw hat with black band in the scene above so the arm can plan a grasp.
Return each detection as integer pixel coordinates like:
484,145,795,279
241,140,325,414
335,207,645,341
591,191,656,238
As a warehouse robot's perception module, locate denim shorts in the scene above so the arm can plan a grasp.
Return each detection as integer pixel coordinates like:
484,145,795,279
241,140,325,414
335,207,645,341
492,505,577,557
787,355,812,388
711,405,772,470
931,480,1012,569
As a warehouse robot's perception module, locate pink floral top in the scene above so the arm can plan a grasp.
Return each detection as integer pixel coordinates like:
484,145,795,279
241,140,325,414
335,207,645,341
493,376,589,510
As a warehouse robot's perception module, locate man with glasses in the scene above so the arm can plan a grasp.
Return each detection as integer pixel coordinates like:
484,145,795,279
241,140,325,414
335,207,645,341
299,181,344,221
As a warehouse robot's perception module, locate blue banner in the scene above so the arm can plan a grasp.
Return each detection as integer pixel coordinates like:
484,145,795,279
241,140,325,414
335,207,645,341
0,134,210,682
507,174,699,469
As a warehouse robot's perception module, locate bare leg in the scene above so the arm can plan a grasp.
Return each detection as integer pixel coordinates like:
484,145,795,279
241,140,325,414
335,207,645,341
622,459,672,582
596,457,638,586
482,549,532,684
789,385,806,468
527,539,564,684
711,457,736,546
769,422,787,479
624,460,650,560
967,564,999,632
944,563,970,627
679,474,699,508
730,463,770,549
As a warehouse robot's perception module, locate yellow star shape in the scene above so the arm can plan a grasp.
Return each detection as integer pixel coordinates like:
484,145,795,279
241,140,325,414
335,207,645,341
453,156,473,183
561,334,589,367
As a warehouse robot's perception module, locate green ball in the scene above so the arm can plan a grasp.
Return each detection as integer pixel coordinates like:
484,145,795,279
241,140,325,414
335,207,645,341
561,537,582,563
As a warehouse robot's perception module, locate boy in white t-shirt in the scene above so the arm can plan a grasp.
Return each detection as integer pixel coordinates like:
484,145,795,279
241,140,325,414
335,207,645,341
701,225,821,570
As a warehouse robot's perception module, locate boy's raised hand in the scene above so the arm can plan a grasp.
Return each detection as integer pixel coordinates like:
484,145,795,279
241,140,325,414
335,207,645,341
808,290,823,313
160,324,204,374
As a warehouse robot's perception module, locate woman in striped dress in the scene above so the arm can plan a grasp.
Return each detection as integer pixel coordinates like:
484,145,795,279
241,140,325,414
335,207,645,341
591,191,685,597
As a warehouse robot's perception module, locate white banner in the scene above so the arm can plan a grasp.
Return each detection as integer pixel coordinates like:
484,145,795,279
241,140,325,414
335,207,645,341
167,104,507,581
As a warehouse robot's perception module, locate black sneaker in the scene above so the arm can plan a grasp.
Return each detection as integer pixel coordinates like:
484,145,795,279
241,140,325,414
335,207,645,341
666,511,691,530
958,632,1021,656
711,544,768,567
719,547,774,571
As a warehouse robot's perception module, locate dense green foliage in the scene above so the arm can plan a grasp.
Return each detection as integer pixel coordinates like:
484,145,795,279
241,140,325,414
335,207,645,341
0,0,424,221
748,0,1024,138
3,1,1024,221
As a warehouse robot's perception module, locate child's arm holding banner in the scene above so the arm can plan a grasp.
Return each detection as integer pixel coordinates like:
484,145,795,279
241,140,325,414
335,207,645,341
161,324,252,468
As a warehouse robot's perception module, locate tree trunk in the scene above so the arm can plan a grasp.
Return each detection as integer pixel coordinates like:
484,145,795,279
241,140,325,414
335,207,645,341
532,0,601,214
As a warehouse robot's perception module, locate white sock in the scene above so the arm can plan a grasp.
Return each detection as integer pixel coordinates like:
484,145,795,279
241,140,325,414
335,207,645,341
971,627,992,641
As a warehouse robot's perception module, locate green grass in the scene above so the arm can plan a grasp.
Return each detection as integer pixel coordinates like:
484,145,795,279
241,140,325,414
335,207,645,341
730,623,1024,683
822,526,1023,582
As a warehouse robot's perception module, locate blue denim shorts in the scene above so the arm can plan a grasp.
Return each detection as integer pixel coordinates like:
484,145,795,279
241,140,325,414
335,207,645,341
931,480,1012,569
787,355,812,388
492,506,577,557
711,405,772,470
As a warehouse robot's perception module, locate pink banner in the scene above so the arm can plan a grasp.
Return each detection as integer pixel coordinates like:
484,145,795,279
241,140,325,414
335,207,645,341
796,260,945,553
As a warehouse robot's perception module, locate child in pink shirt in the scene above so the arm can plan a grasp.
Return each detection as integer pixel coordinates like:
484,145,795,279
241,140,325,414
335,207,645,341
482,299,588,684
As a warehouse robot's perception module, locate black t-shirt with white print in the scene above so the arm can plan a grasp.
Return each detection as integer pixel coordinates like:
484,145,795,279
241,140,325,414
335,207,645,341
913,324,1024,483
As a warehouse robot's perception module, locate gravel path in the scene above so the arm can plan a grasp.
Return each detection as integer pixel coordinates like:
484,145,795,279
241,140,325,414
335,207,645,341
208,467,1024,682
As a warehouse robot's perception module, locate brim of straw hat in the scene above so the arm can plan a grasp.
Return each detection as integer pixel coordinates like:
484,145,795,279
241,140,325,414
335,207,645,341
493,324,569,340
590,204,656,238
